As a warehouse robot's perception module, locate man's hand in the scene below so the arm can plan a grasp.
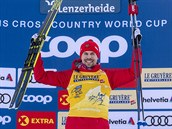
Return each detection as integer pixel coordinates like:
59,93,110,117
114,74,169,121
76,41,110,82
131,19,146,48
133,28,142,48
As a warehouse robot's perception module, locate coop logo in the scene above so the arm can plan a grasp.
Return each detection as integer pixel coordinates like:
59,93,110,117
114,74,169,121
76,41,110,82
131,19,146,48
144,72,172,82
23,95,53,104
17,111,56,129
109,117,135,125
0,116,11,125
40,35,128,63
109,94,135,105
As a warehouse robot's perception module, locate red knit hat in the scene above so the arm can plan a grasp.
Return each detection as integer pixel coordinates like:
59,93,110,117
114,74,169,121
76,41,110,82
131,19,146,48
80,39,100,58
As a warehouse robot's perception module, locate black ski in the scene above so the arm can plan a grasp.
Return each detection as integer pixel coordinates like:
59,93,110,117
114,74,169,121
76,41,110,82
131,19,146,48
9,0,63,109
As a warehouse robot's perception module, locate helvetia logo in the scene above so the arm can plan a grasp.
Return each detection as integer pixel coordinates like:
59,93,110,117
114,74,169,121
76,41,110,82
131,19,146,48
6,74,13,81
170,97,172,102
128,117,135,125
0,68,16,87
143,97,169,103
109,117,135,125
0,74,13,81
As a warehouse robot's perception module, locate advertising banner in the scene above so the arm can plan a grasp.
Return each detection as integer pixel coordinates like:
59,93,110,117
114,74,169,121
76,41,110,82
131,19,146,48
0,0,172,129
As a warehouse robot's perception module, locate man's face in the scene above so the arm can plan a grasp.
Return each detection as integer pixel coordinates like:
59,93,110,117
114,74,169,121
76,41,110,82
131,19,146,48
81,51,98,68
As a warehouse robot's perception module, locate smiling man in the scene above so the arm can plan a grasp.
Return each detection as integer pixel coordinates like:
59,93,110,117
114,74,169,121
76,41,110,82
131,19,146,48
34,39,142,129
72,40,100,72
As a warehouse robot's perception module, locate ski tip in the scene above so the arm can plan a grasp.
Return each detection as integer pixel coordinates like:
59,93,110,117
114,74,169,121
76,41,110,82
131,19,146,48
8,106,19,110
9,103,19,110
14,107,19,110
8,104,14,109
8,107,12,110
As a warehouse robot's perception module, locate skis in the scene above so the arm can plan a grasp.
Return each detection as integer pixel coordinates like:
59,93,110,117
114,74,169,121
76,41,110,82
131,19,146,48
9,0,63,109
128,0,147,127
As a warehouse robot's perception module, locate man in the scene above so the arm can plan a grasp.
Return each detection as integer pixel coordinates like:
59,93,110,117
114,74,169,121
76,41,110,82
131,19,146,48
34,39,142,129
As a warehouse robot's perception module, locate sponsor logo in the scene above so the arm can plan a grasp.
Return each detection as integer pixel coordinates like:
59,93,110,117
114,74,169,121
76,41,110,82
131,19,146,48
60,95,69,106
128,117,135,125
0,68,16,87
145,115,172,126
109,117,135,125
142,90,172,109
109,118,127,125
58,112,136,129
58,90,69,110
144,72,172,82
18,115,30,126
23,95,53,104
0,89,15,109
0,74,13,81
17,111,56,129
73,74,100,82
0,93,11,104
58,112,68,129
40,0,120,14
61,116,67,125
109,90,137,109
143,97,170,103
141,68,172,88
40,35,128,63
110,94,133,104
0,116,11,125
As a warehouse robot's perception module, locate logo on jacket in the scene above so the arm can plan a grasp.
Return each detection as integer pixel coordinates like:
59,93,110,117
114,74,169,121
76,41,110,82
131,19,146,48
71,85,83,98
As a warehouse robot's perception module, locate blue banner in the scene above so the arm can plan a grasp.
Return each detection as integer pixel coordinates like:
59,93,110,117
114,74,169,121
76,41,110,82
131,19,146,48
0,0,172,129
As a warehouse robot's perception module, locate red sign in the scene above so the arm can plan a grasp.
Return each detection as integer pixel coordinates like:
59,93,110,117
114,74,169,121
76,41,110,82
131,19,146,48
17,111,56,129
58,90,70,110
